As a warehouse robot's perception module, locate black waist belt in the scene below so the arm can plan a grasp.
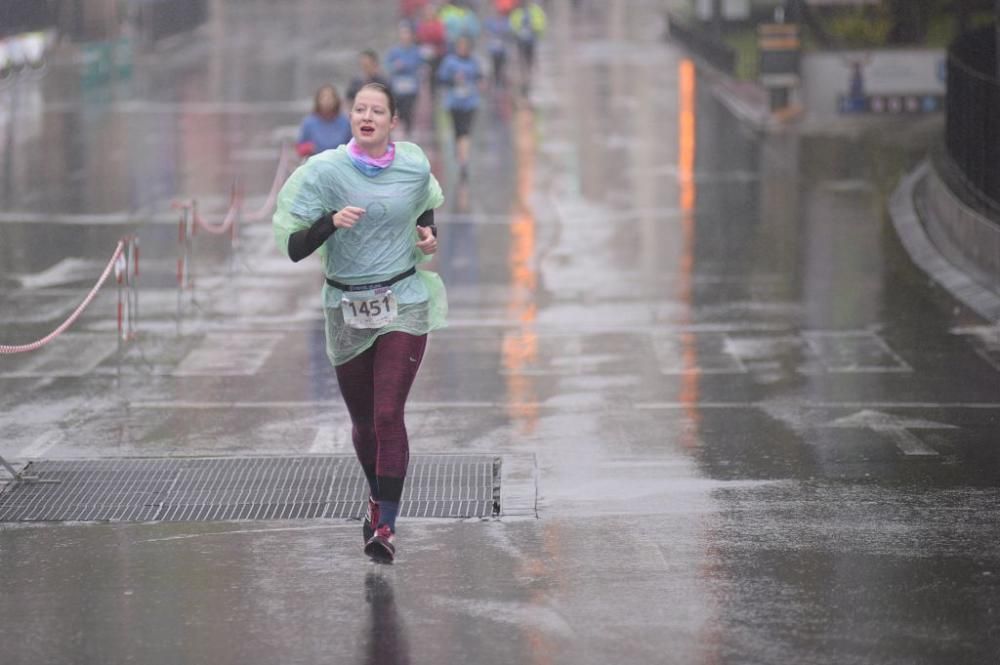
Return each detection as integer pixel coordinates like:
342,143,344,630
326,267,415,292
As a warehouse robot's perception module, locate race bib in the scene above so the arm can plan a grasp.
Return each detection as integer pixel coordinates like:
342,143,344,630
341,290,398,329
393,75,419,95
419,45,436,61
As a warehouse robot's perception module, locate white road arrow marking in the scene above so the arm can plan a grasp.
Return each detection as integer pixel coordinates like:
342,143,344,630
823,409,957,457
19,430,64,458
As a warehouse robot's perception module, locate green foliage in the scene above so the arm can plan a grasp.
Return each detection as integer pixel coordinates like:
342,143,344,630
723,29,759,81
825,5,893,48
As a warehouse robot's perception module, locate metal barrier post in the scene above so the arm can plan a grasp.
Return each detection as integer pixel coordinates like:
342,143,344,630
0,456,58,485
229,180,240,275
131,236,140,339
188,201,196,301
176,207,188,331
0,455,22,480
116,241,126,380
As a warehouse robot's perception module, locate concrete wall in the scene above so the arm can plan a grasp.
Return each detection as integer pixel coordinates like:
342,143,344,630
923,162,1000,291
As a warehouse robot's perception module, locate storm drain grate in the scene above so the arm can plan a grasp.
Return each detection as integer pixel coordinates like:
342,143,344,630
0,455,500,523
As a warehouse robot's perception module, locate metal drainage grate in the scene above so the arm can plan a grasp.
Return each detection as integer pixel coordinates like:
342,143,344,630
0,455,500,523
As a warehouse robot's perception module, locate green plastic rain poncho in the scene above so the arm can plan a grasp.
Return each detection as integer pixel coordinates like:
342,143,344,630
273,141,446,366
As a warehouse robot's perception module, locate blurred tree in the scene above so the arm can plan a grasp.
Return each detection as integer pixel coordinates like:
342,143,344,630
885,0,933,43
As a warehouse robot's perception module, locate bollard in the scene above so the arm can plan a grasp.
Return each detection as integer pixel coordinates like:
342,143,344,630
116,246,125,379
229,179,241,275
131,236,140,339
176,206,190,330
188,202,196,294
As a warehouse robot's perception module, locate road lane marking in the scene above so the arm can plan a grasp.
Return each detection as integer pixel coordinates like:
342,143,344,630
823,410,958,457
129,400,499,410
635,402,1000,410
19,430,64,458
125,400,1000,412
174,333,282,376
308,426,349,453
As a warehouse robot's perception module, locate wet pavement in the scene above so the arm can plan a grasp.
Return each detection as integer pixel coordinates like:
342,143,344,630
2,1,1000,663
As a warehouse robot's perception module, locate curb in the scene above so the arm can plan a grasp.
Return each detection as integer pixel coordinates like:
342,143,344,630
889,160,1000,322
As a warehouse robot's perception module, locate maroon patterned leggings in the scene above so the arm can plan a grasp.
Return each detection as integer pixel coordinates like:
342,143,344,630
334,332,427,497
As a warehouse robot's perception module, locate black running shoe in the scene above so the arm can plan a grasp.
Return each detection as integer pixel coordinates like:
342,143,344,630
364,524,396,563
363,497,379,543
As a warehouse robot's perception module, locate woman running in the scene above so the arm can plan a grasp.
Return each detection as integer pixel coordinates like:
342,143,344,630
273,83,445,563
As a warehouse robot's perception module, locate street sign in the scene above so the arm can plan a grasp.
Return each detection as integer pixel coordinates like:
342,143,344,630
759,22,800,86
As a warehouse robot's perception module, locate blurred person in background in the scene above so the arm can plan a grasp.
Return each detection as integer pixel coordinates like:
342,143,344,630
386,22,424,137
346,49,392,105
437,35,483,179
509,0,545,96
398,0,429,27
439,0,481,51
296,84,352,158
494,0,517,15
484,3,511,88
415,3,448,95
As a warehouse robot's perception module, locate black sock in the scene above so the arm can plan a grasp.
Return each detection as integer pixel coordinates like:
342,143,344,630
376,475,405,503
362,463,378,499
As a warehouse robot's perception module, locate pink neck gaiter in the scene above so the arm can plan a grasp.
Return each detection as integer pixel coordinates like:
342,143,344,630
347,138,396,175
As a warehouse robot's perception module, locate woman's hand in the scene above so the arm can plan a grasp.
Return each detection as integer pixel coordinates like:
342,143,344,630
333,206,365,230
416,225,438,255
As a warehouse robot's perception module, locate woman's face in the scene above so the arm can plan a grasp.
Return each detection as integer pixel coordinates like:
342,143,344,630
456,37,470,58
360,54,379,76
350,88,397,151
317,88,337,114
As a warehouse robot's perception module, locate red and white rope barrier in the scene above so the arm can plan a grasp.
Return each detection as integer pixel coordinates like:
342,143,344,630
244,142,291,222
192,184,242,236
0,240,125,354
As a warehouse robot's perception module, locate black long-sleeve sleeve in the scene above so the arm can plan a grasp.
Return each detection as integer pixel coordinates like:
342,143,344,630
416,208,437,237
287,213,336,262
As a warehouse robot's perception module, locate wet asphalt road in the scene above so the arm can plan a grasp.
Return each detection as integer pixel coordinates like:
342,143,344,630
1,1,999,663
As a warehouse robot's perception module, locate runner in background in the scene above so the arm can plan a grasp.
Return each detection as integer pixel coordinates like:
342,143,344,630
438,0,480,52
509,0,545,96
415,4,447,96
346,49,392,105
296,84,352,159
484,3,511,88
398,0,429,27
273,83,445,564
494,0,517,15
386,22,424,138
437,35,483,180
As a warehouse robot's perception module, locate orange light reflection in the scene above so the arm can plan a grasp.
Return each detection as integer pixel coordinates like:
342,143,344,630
677,58,700,447
502,105,540,434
